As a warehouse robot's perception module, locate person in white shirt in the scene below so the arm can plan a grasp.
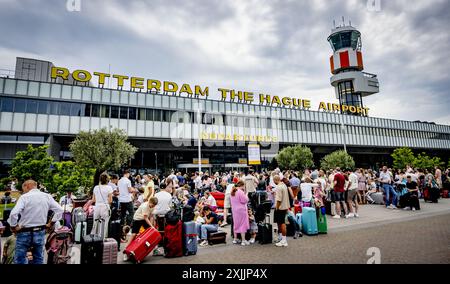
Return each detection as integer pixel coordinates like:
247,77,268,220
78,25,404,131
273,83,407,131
8,179,63,264
118,170,136,226
379,166,398,209
59,191,74,209
153,183,173,216
221,183,234,227
204,191,217,210
243,170,258,195
300,177,319,205
91,173,113,236
346,170,360,218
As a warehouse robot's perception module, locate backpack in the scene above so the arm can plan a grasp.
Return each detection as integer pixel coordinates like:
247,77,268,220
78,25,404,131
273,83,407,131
45,226,74,264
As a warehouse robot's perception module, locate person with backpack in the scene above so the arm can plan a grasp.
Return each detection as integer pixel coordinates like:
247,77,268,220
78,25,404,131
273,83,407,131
91,173,113,237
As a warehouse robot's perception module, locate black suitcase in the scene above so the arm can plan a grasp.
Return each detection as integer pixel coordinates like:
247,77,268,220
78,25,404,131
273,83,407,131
207,231,227,245
86,215,94,234
81,234,104,264
257,223,272,244
108,219,122,250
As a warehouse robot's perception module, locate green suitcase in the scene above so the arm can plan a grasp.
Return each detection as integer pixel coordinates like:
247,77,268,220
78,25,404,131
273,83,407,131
317,210,327,234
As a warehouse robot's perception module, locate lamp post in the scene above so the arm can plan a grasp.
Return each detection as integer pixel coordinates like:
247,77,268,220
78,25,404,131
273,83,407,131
341,122,347,153
155,152,158,174
197,108,202,173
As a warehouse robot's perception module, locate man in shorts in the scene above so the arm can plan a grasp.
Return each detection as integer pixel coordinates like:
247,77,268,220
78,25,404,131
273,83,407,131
273,176,290,247
332,168,348,219
346,169,359,218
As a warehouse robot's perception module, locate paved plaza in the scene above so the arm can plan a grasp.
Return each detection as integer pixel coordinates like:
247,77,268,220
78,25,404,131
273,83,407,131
113,199,450,264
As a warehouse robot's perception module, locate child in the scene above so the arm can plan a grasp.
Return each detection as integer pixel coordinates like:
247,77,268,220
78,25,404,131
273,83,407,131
247,209,258,244
129,197,158,243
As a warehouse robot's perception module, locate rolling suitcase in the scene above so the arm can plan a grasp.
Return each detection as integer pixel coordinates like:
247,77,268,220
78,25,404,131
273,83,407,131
301,207,318,236
123,227,162,264
74,221,87,244
102,238,118,264
86,215,94,235
316,210,327,234
108,219,122,249
81,234,103,264
164,221,183,258
257,222,272,244
183,221,198,256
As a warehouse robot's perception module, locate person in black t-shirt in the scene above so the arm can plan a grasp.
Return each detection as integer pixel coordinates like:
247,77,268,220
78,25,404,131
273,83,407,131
405,176,420,211
196,206,219,247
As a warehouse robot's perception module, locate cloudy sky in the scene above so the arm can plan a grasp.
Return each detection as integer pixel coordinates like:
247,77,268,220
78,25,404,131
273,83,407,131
0,0,449,125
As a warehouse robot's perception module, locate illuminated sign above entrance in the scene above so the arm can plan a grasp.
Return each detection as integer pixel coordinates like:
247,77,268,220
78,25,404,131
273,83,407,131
50,66,370,116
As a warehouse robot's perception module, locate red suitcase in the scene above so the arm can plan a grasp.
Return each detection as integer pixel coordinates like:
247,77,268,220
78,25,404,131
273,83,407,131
164,221,183,258
123,227,162,264
294,203,302,215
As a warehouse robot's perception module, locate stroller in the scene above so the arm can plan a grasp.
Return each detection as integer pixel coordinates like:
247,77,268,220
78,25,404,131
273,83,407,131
45,226,74,264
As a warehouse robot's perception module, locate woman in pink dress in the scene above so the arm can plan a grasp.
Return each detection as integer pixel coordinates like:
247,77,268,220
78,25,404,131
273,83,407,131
230,181,250,246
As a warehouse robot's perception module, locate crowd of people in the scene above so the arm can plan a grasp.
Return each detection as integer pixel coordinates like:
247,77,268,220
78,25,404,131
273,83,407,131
0,165,449,264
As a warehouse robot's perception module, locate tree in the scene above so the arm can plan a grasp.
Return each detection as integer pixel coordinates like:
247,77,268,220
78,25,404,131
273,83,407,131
320,150,355,171
69,128,138,183
10,145,54,188
413,152,444,171
391,147,415,170
44,161,95,198
275,145,314,170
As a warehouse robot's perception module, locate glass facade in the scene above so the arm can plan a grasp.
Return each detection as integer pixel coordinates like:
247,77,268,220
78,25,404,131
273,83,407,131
0,78,449,149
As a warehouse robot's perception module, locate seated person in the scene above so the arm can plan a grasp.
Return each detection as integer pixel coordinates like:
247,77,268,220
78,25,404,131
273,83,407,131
187,191,199,208
1,191,12,205
196,206,219,247
204,191,217,211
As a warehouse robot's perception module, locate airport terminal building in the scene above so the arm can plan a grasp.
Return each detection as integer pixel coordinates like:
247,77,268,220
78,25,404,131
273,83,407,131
1,55,450,175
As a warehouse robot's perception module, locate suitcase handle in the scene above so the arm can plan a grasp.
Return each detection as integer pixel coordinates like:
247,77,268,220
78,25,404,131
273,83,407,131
145,241,151,248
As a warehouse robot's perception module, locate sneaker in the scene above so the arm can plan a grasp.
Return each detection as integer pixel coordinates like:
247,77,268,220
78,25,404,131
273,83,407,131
412,208,416,211
403,207,410,210
354,213,359,218
332,215,341,219
199,240,209,247
275,240,288,247
122,253,128,262
241,241,249,246
232,239,241,245
220,222,228,227
249,238,256,244
347,213,355,218
391,205,398,210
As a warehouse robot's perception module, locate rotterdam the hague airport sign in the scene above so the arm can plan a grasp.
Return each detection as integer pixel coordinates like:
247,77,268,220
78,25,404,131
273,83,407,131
51,66,370,116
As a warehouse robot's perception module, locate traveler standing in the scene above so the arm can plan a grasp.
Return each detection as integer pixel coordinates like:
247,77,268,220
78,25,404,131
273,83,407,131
273,176,290,247
357,169,367,204
230,181,250,246
333,168,348,219
7,180,63,264
379,166,398,209
118,170,136,227
244,170,258,195
346,170,359,218
91,173,113,237
289,172,301,201
220,182,233,227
